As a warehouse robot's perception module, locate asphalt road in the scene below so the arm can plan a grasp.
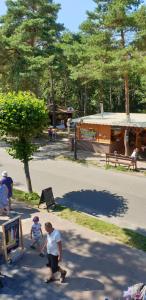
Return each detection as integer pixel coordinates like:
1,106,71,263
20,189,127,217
0,147,146,233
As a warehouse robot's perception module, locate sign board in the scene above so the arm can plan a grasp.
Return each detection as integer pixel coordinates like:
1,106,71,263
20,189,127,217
38,187,55,210
80,128,97,141
2,216,23,262
112,126,122,131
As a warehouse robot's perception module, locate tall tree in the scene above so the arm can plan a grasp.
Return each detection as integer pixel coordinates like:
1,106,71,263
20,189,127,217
0,0,63,97
79,0,145,154
0,92,48,193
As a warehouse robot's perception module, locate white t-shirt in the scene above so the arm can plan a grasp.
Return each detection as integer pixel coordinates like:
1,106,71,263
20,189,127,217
32,223,42,240
47,229,61,256
67,118,71,127
131,150,137,160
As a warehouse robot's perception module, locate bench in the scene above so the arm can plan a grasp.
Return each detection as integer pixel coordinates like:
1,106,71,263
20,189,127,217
106,153,136,170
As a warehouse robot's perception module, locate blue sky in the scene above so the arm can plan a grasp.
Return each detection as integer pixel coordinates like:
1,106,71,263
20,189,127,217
1,0,146,32
0,0,96,32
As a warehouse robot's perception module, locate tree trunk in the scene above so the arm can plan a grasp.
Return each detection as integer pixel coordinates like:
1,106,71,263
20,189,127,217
124,128,130,156
121,30,130,156
83,85,87,116
124,73,130,155
78,89,83,116
109,85,112,111
74,123,77,160
23,160,33,193
124,72,130,116
50,69,56,127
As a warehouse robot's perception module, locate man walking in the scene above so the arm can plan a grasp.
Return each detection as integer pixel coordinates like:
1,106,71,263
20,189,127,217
42,222,67,283
1,171,13,210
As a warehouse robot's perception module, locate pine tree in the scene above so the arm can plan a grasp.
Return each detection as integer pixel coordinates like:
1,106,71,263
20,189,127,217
79,0,145,155
0,0,63,96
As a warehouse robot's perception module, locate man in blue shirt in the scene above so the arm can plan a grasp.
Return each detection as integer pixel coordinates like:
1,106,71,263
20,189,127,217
1,171,13,210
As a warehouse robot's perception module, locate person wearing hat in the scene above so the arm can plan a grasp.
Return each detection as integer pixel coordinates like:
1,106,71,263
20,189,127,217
1,171,13,210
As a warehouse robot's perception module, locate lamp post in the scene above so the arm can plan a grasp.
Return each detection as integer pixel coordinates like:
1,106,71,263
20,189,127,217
74,122,77,160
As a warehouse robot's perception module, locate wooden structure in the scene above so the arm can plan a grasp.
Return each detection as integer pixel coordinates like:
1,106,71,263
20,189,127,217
106,153,136,169
2,216,24,262
48,105,74,127
74,113,146,155
38,187,56,210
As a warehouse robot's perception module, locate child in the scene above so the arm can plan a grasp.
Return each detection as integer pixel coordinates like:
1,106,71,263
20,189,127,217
30,216,44,257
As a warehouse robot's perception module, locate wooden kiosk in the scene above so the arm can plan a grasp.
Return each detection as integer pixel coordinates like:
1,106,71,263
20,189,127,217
74,112,146,156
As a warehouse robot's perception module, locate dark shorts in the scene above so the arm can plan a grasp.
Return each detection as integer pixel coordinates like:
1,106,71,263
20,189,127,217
47,254,59,273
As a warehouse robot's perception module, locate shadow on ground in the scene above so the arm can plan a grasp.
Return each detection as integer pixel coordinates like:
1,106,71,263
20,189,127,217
0,202,39,230
56,189,128,218
1,227,146,300
33,139,70,161
10,202,39,220
62,229,146,298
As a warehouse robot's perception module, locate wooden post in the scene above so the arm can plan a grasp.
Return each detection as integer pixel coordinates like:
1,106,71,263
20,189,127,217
74,123,77,160
19,219,24,251
136,129,141,148
2,224,8,262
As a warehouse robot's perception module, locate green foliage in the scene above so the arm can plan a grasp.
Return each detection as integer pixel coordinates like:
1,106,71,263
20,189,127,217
0,91,48,162
0,91,47,137
13,188,40,205
1,1,146,115
7,140,37,162
0,0,64,95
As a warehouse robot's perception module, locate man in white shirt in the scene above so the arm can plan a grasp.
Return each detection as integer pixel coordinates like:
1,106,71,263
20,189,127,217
42,222,67,283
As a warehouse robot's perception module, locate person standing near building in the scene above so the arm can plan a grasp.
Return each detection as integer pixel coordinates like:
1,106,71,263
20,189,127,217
130,148,139,169
1,171,13,210
42,222,67,283
67,117,72,137
52,128,57,141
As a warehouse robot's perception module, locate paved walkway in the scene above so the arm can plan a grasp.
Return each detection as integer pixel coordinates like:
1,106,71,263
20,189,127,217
1,134,146,171
0,202,146,300
0,139,146,300
1,138,146,233
32,134,146,172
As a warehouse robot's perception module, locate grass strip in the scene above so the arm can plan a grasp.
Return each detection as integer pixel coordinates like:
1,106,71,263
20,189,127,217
55,206,146,252
13,188,40,206
13,189,146,252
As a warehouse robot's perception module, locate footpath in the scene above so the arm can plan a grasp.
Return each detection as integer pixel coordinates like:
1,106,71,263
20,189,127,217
1,133,146,172
33,133,146,173
0,134,146,299
0,201,146,300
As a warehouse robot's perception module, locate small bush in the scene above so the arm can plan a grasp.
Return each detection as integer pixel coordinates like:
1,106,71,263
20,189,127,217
24,192,39,202
13,189,40,205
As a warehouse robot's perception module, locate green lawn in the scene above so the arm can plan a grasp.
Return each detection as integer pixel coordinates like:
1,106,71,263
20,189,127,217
54,206,146,252
13,188,146,252
13,189,40,206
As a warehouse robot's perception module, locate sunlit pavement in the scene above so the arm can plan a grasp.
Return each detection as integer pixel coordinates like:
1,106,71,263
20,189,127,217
1,203,146,300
